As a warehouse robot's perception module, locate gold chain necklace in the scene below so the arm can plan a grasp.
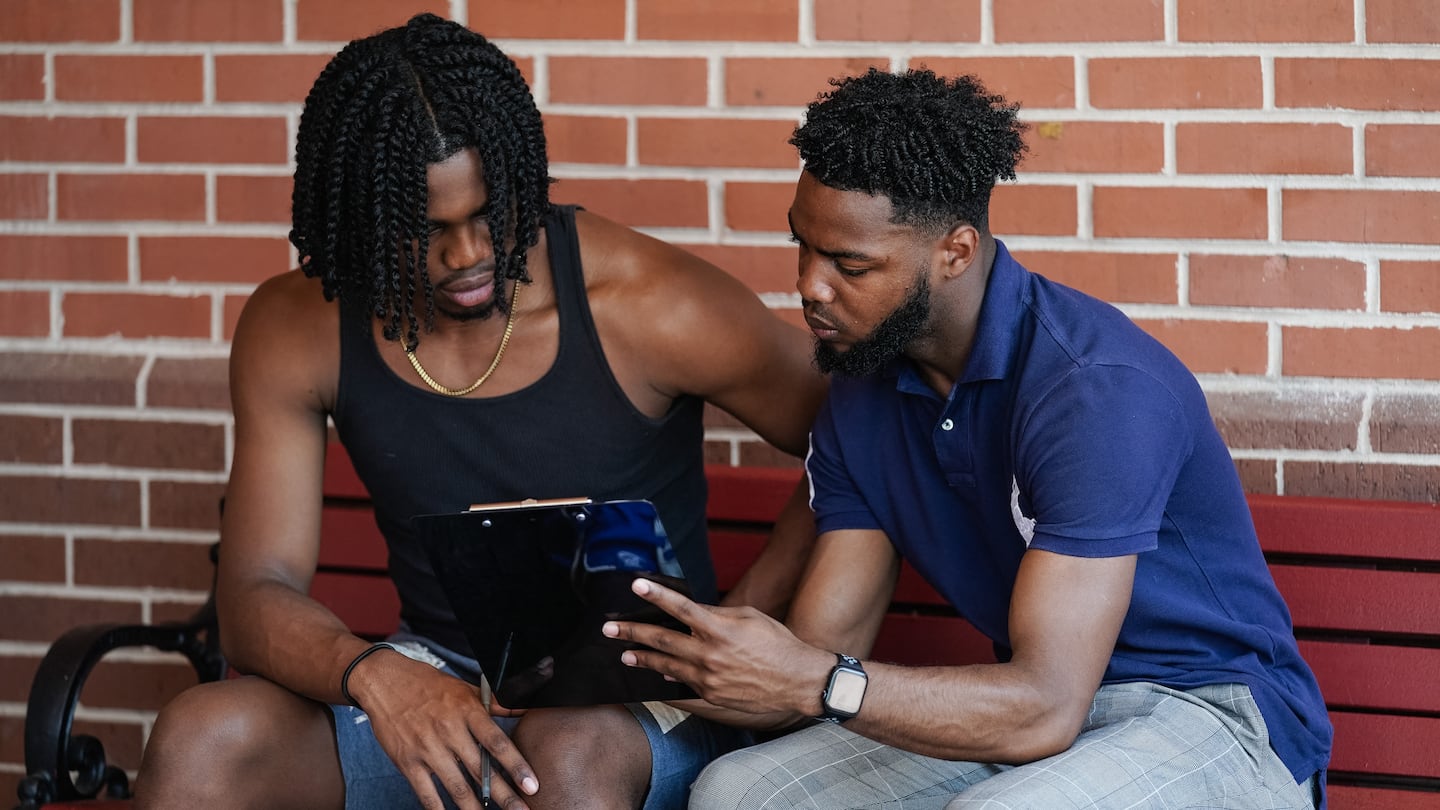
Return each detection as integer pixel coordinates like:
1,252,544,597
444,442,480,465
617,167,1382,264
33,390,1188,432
402,281,521,397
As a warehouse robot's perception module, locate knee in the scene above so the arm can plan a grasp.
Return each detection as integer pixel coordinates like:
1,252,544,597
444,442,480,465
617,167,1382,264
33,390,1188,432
148,680,275,760
511,706,649,805
138,679,297,800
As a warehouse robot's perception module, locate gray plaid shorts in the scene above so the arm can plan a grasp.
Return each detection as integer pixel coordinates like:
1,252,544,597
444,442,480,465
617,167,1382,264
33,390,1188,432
689,682,1319,810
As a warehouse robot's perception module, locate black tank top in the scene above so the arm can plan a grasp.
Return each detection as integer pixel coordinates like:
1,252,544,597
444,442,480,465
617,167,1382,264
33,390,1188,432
333,205,711,655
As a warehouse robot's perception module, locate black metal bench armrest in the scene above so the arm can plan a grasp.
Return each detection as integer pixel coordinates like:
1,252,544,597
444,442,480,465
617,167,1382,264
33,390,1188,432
17,599,225,808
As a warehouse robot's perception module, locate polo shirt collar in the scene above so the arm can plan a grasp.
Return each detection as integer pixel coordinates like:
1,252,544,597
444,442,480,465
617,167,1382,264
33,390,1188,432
892,239,1027,397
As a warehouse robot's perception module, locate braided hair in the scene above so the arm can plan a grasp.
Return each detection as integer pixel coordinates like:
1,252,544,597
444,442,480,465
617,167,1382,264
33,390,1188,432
791,68,1027,234
290,13,550,347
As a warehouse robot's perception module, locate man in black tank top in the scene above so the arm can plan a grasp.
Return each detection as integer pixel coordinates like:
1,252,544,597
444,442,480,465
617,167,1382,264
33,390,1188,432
133,14,826,810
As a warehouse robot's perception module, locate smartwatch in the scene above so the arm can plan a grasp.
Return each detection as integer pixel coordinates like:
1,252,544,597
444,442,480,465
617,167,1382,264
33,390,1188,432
819,653,868,723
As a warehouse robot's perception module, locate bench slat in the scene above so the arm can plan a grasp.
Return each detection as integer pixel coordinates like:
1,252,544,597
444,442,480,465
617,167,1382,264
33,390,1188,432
1327,784,1440,809
1250,494,1440,562
318,504,388,570
1273,565,1440,636
705,464,803,523
1301,639,1440,714
1330,711,1440,780
322,443,368,500
310,571,399,639
709,528,767,592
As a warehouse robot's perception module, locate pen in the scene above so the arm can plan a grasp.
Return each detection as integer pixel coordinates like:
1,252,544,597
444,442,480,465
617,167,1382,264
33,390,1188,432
479,674,492,808
482,634,513,809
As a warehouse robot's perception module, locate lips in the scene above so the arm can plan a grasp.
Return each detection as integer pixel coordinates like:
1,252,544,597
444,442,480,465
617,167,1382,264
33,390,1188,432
805,311,841,340
439,273,496,309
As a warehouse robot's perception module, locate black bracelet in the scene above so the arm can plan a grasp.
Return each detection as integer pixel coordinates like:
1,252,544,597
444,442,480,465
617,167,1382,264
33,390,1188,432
340,642,397,707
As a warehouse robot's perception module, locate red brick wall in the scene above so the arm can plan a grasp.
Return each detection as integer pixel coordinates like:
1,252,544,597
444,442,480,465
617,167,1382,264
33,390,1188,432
3,0,1439,794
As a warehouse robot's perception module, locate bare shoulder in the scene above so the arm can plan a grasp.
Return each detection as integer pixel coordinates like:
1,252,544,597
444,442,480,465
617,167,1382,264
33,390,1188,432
573,209,768,328
574,209,824,455
574,209,720,285
231,269,341,417
239,269,337,331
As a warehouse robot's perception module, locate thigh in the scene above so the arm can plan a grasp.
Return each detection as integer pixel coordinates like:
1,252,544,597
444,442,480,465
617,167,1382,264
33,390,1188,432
690,722,999,810
947,683,1313,810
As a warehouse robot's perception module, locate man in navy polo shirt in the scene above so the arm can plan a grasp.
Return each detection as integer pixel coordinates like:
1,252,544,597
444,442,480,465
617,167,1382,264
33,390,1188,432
606,68,1332,809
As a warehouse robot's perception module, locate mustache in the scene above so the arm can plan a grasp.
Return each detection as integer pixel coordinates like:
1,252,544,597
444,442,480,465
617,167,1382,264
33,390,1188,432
434,265,497,287
802,302,839,329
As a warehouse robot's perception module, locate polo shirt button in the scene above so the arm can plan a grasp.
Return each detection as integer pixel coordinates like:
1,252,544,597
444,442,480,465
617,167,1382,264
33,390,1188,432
941,418,954,431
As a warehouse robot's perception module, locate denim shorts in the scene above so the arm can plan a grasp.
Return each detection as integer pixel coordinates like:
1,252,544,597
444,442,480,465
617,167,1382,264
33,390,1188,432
330,629,750,809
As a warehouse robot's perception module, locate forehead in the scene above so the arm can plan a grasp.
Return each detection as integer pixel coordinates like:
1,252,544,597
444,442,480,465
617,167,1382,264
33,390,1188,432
425,148,487,212
789,171,910,245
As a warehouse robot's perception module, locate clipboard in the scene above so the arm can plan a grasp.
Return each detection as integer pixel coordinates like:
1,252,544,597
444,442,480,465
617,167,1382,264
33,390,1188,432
414,497,698,708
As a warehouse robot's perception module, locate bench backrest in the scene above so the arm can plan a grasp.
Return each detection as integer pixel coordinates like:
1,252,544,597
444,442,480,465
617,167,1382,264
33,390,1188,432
1249,494,1440,791
316,444,1440,799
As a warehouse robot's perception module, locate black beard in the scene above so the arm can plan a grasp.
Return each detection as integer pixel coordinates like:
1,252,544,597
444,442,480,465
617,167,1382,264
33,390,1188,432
440,301,500,322
814,274,931,378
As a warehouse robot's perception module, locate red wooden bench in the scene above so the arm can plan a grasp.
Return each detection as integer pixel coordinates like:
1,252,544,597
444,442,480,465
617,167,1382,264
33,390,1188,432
18,445,1440,809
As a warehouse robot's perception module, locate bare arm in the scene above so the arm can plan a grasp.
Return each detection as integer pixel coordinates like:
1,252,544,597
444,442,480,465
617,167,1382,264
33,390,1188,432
584,212,827,459
584,214,830,614
611,529,1135,761
218,273,536,809
824,548,1135,761
675,292,823,617
217,271,358,692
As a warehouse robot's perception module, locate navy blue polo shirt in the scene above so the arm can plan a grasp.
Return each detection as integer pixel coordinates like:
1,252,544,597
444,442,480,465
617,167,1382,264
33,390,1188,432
806,241,1331,784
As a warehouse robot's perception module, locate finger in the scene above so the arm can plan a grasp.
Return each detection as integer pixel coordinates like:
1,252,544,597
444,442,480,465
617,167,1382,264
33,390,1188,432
485,773,531,810
603,617,696,655
403,764,455,810
628,577,716,629
489,772,541,807
452,739,488,802
469,716,539,798
427,754,484,810
619,639,708,691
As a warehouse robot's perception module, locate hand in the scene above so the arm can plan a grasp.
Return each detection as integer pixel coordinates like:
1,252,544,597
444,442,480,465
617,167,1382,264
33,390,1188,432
348,650,539,810
602,577,834,717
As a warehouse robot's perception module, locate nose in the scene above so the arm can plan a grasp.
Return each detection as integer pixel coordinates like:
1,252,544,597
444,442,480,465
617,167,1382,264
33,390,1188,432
796,250,835,305
440,222,491,272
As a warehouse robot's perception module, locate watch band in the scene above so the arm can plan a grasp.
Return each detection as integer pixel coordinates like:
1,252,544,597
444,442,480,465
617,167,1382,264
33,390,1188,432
819,652,867,723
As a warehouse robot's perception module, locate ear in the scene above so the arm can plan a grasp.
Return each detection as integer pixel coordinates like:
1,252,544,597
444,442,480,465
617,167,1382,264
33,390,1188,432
938,223,981,280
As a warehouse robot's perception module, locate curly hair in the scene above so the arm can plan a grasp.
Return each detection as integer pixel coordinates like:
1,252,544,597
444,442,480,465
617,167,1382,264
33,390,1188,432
791,68,1027,234
290,13,551,347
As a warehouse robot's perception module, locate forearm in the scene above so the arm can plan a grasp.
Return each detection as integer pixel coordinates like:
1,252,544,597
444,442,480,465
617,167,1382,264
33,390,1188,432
659,634,1077,757
218,577,371,704
824,660,1081,763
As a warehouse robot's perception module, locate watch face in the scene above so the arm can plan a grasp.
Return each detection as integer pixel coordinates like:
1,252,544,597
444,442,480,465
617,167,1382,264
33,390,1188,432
827,668,867,715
